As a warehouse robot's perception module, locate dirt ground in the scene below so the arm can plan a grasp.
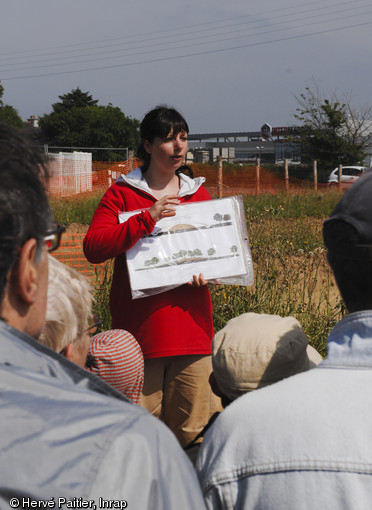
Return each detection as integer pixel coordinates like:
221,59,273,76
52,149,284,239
66,222,89,234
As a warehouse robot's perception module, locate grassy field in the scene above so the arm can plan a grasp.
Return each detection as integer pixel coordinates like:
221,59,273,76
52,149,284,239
50,189,345,358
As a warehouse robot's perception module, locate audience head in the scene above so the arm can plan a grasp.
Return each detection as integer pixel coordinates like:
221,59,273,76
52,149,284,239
137,105,189,172
86,329,144,404
323,169,372,313
0,123,55,338
39,256,93,367
212,312,322,403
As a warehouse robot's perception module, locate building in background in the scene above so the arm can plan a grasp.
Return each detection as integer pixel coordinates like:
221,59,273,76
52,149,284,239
187,125,300,164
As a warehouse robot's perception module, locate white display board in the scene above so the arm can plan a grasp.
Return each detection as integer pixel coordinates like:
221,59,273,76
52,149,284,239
119,196,254,298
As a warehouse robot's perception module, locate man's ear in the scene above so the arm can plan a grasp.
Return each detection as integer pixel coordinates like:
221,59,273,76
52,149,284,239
60,343,74,361
17,238,41,305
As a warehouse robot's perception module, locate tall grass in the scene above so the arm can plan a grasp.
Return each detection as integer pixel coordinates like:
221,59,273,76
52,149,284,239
244,191,341,219
50,190,345,357
209,193,345,357
210,244,342,358
91,262,113,333
50,192,104,226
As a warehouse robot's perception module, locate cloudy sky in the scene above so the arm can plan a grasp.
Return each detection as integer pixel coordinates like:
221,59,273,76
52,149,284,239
1,0,371,133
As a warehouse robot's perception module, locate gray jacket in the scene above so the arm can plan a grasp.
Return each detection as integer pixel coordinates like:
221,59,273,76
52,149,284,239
0,320,206,509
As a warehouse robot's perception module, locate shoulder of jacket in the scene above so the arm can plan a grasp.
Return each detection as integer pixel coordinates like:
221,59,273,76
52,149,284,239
179,173,206,196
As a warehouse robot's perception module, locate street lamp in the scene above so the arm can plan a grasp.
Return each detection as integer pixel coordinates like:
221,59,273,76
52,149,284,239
256,145,264,160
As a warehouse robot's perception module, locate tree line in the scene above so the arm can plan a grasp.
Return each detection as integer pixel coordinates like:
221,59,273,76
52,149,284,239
292,80,372,179
0,86,139,161
1,81,371,171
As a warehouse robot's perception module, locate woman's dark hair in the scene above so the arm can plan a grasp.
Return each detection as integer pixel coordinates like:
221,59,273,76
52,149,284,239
176,164,194,179
137,105,189,172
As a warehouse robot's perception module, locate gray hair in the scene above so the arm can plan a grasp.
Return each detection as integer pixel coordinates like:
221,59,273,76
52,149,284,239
39,256,93,353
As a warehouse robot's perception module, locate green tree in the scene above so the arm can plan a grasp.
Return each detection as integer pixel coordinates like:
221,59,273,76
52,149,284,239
294,82,372,178
39,88,140,160
0,82,23,128
0,104,24,128
51,87,98,113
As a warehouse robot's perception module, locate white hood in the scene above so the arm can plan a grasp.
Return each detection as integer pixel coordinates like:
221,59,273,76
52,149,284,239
116,167,206,198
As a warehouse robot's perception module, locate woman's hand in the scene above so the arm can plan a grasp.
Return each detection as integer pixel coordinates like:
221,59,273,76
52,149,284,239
187,273,208,287
149,195,180,222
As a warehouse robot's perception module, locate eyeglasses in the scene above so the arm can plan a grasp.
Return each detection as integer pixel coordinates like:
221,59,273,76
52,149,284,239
58,319,103,357
85,319,103,336
44,223,66,253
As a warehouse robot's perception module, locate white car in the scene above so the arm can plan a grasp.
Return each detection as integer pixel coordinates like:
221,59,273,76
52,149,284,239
328,166,366,188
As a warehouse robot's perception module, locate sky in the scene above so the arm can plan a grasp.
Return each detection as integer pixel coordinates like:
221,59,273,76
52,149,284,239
1,0,372,134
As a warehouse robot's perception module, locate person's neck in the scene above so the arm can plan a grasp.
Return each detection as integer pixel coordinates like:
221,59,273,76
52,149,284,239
0,293,34,337
144,166,179,192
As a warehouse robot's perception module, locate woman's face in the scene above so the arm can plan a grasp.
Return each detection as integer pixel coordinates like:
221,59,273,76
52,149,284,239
144,129,188,172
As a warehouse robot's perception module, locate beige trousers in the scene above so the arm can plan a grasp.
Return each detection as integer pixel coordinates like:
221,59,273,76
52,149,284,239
140,354,222,447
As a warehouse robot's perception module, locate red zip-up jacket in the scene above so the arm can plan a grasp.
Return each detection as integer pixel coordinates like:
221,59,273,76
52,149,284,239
83,168,214,359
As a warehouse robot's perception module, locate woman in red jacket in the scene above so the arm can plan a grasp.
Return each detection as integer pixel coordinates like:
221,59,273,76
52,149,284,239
84,105,221,446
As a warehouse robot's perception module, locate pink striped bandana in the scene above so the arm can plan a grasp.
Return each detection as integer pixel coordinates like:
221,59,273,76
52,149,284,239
87,329,144,405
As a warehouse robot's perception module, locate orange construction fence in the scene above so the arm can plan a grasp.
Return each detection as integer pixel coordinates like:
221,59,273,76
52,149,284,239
47,158,325,199
191,163,325,197
47,158,142,197
51,233,112,283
